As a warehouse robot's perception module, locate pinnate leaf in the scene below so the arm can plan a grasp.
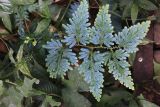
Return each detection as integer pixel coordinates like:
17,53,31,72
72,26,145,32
44,40,78,78
79,49,105,101
63,0,90,48
115,21,150,54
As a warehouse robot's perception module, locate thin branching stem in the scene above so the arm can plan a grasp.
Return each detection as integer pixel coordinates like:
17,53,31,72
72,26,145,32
75,44,119,50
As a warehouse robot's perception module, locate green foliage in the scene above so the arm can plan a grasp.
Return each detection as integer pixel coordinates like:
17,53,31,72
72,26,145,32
0,80,4,96
62,89,91,107
41,96,61,107
9,44,32,77
107,56,134,90
0,77,37,107
1,87,24,107
44,40,78,78
11,0,36,5
16,77,37,97
115,21,150,53
79,49,105,101
1,15,12,32
137,95,159,107
90,4,113,46
63,68,89,90
0,0,158,106
38,0,52,18
62,69,91,107
117,0,158,23
35,19,51,34
131,3,138,23
96,89,132,107
138,0,158,10
62,0,90,48
44,0,150,101
0,77,61,107
0,1,12,16
96,89,160,107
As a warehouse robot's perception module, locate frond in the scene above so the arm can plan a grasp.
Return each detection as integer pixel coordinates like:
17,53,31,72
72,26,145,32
44,40,78,78
90,5,114,47
79,49,105,101
108,49,134,90
115,21,150,53
63,0,90,48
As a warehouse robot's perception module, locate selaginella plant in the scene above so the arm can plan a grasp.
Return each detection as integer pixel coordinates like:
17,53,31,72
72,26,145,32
44,0,150,101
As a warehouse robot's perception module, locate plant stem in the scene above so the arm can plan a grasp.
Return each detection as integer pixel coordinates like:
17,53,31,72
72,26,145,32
5,80,18,86
59,0,72,24
75,44,119,50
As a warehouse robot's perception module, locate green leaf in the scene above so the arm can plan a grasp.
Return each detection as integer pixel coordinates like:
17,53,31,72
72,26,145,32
39,0,52,18
62,68,91,107
2,87,23,107
35,19,50,34
63,0,90,48
79,49,105,101
138,95,159,107
31,59,48,79
2,15,12,32
108,59,134,90
50,4,62,21
122,1,132,18
96,89,132,107
15,44,32,77
108,50,134,90
17,77,37,97
129,100,139,107
9,45,32,77
28,3,39,12
63,68,89,91
120,0,132,7
16,59,32,77
154,61,160,84
90,4,114,47
62,89,91,107
11,0,36,5
8,48,16,64
16,44,24,62
138,0,158,10
131,3,138,24
0,80,4,96
0,79,39,107
41,96,61,107
94,5,113,34
44,40,78,78
140,100,159,107
0,1,12,16
115,21,151,54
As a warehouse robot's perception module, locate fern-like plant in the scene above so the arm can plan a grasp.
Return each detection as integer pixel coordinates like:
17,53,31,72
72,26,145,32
44,0,150,101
